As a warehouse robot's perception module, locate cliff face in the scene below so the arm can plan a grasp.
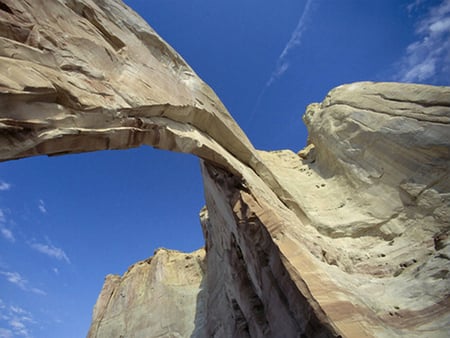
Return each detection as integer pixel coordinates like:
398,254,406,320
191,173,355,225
0,1,449,337
88,248,207,337
199,82,450,338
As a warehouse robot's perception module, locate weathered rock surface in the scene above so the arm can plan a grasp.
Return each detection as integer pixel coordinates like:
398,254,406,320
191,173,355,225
257,82,450,337
1,1,449,337
88,248,206,338
0,0,261,175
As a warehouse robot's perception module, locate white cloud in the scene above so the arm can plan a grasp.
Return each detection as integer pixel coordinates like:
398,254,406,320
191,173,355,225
0,271,27,290
0,271,46,296
0,328,13,338
0,181,11,191
9,319,31,337
0,209,14,243
38,200,47,214
250,0,317,120
395,0,450,84
9,307,27,316
0,227,15,243
0,303,35,338
266,0,316,87
29,287,47,296
29,242,70,264
407,0,427,13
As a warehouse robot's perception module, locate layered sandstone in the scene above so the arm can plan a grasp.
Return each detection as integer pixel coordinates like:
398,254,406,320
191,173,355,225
88,248,206,338
257,82,450,337
0,0,259,173
0,1,449,337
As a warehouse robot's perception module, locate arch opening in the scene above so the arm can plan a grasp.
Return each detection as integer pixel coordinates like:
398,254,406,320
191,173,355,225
0,146,205,337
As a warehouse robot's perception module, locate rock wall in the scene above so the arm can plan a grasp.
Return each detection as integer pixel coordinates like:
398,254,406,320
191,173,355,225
257,82,450,337
1,1,449,337
88,248,206,338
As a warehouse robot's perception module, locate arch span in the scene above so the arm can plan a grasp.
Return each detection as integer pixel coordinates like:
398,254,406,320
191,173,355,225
0,1,345,337
0,0,254,168
4,1,449,338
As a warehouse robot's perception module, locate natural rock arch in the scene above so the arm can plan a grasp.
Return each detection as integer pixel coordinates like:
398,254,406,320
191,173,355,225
0,1,341,336
0,0,254,167
1,1,449,337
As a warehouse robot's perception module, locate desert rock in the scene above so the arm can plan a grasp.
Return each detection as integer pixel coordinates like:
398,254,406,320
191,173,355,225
0,1,449,337
88,248,206,338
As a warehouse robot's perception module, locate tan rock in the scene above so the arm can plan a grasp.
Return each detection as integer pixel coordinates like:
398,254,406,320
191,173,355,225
0,0,259,176
257,82,450,336
87,248,206,338
1,1,449,337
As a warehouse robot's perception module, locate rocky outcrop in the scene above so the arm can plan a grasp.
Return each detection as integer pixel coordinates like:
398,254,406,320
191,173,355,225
0,1,449,337
256,82,450,337
88,248,206,338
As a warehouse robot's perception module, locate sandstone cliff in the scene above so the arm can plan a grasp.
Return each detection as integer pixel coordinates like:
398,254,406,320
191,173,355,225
88,248,206,337
0,1,449,337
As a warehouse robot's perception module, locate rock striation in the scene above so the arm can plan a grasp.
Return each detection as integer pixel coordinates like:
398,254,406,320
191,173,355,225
258,82,450,337
88,248,207,338
0,0,260,174
0,1,449,337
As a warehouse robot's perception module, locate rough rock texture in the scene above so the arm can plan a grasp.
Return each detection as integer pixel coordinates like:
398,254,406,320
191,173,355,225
1,1,449,337
256,82,450,337
0,0,262,175
88,248,207,338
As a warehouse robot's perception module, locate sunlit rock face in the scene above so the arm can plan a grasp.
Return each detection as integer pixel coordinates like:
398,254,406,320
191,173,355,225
258,82,450,337
87,248,206,338
1,1,449,337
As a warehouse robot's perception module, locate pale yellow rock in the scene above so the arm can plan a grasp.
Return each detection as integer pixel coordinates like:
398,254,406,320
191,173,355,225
88,248,207,338
1,1,449,338
256,82,450,337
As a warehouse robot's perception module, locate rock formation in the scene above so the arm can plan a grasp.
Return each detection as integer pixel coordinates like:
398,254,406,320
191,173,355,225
88,248,207,337
0,1,449,337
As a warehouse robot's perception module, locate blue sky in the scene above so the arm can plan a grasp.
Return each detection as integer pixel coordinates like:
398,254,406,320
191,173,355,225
0,1,449,337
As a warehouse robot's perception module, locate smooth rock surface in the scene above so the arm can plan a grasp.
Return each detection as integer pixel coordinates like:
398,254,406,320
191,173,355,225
257,81,450,336
1,1,449,337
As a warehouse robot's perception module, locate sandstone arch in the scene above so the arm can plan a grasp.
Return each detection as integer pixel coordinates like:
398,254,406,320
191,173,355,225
0,1,340,336
0,0,255,168
1,1,449,337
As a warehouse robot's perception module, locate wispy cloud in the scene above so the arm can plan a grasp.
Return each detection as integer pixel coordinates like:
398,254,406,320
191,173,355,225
0,181,11,191
1,271,27,290
0,271,46,296
29,287,47,296
266,0,316,87
0,301,35,338
0,210,15,243
29,241,70,264
9,318,32,338
395,0,450,84
38,200,47,214
251,0,317,120
0,227,15,243
0,328,13,338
